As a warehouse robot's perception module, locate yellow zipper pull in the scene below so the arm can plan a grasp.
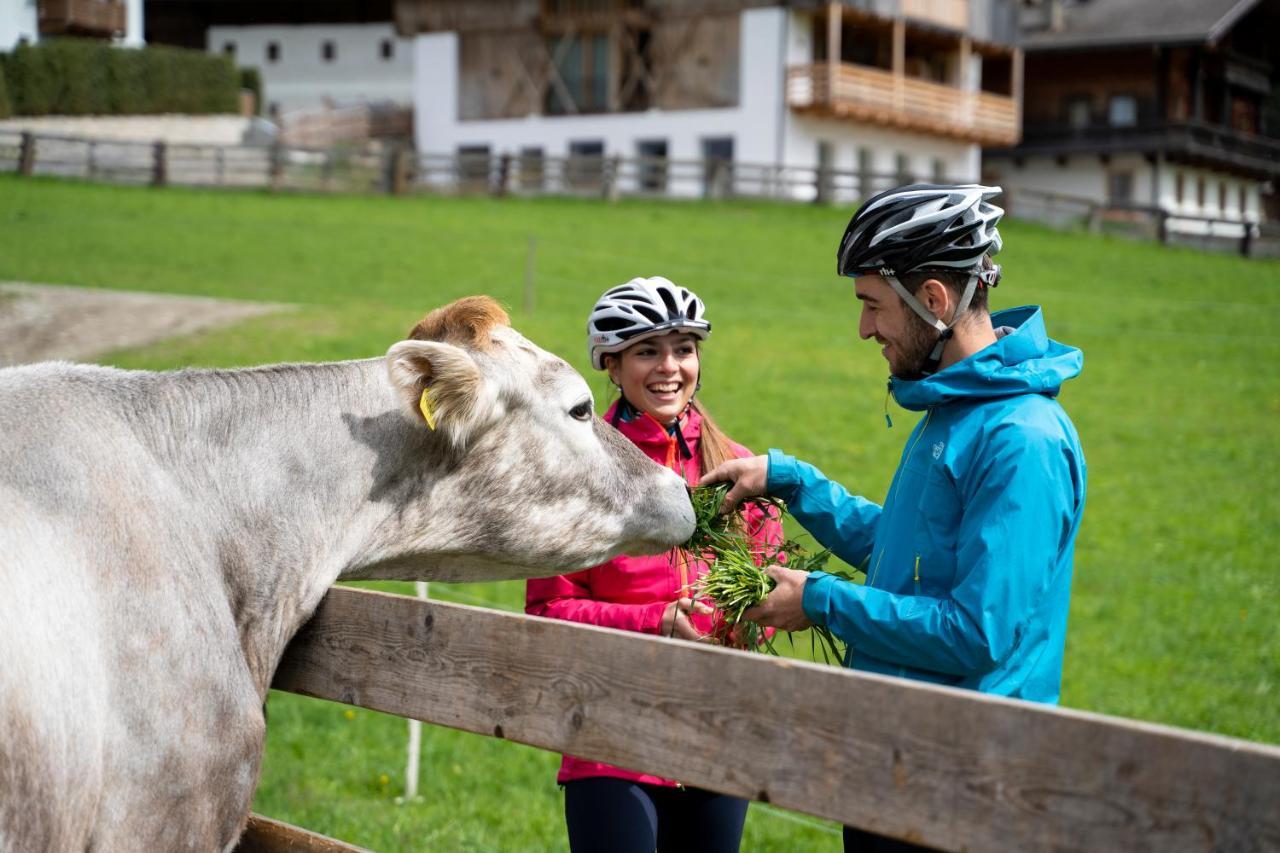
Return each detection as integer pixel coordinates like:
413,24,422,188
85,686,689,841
913,555,921,584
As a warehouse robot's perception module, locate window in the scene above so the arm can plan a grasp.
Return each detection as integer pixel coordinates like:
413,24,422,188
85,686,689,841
567,139,606,188
895,153,913,185
222,42,236,58
702,137,734,198
1065,95,1091,130
519,147,545,190
931,158,946,183
1108,95,1137,127
380,39,395,61
266,42,280,63
1240,184,1248,217
1218,182,1227,214
1174,171,1184,206
636,139,668,192
857,148,873,200
545,32,610,115
1197,176,1206,209
322,41,336,62
1108,171,1134,205
457,145,492,188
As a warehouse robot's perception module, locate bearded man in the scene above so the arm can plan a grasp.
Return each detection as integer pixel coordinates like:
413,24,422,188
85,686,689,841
703,184,1087,851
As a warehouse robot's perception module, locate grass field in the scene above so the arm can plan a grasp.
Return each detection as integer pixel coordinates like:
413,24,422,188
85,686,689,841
2,175,1278,850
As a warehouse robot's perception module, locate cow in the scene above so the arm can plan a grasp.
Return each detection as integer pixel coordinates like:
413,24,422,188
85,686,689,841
0,296,695,852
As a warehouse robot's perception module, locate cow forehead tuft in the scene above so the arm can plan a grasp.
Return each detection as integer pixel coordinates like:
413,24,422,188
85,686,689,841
406,296,510,350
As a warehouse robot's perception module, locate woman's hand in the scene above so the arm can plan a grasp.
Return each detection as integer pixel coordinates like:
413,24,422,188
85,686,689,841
698,454,769,515
661,597,714,641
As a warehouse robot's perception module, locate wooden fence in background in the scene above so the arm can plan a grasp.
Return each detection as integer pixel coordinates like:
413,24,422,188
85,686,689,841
3,129,1274,258
237,586,1280,851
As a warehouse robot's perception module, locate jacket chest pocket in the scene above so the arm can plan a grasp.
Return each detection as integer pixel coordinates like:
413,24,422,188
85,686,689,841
912,466,961,593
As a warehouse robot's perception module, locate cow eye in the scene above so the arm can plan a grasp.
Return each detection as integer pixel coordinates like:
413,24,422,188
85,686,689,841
569,401,593,421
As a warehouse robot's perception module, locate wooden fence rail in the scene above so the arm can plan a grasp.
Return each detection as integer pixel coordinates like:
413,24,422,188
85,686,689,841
261,586,1280,852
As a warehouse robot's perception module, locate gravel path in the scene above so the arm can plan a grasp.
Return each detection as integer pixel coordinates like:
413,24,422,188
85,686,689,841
0,282,289,367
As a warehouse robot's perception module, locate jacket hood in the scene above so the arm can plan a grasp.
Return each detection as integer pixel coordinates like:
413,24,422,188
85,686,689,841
890,305,1082,411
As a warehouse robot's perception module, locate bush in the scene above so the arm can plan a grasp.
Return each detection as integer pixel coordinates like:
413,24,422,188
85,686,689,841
240,66,263,115
0,38,240,116
0,61,11,119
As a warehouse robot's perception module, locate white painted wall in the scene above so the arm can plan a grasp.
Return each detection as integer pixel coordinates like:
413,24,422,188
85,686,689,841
122,0,143,47
413,8,788,197
209,23,413,114
412,6,985,200
990,153,1263,234
0,0,37,50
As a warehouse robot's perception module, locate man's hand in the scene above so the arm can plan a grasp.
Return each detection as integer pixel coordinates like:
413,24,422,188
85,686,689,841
699,454,769,515
661,597,713,641
742,566,813,632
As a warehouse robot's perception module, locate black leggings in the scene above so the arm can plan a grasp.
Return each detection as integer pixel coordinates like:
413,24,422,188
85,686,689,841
563,777,749,853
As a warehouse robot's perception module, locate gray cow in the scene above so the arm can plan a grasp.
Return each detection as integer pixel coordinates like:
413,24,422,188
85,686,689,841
0,296,695,851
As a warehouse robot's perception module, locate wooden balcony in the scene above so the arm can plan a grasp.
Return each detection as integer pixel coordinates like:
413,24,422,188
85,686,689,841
900,0,969,32
37,0,125,37
787,62,1020,147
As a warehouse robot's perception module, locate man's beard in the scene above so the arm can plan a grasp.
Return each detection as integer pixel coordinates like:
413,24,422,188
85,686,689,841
889,310,940,380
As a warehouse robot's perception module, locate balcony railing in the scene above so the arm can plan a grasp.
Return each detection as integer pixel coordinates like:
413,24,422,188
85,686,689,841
900,0,969,31
37,0,125,36
787,62,1020,147
1010,120,1280,178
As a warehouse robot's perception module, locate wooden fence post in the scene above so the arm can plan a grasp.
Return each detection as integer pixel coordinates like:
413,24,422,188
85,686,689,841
602,155,621,203
494,153,511,198
391,146,412,196
86,140,97,181
1241,222,1255,258
18,132,36,176
268,142,284,192
152,141,168,188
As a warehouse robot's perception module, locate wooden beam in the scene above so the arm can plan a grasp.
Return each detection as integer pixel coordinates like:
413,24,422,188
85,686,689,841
892,18,905,113
827,2,841,99
234,813,370,853
273,587,1280,852
1012,46,1024,141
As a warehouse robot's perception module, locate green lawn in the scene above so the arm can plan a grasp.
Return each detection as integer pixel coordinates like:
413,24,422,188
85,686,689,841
2,176,1277,851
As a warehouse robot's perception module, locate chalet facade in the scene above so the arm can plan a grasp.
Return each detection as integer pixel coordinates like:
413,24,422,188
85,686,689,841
1,0,144,50
395,0,1022,200
985,0,1280,231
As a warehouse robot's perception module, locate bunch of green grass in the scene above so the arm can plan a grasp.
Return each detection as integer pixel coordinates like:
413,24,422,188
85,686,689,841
685,485,845,663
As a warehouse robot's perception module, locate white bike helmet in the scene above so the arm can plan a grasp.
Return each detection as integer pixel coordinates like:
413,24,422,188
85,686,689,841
587,276,711,370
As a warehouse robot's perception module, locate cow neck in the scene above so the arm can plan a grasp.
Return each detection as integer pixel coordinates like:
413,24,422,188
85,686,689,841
138,357,415,697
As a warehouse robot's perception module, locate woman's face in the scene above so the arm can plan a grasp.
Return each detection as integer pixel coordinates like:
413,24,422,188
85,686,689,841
607,332,700,425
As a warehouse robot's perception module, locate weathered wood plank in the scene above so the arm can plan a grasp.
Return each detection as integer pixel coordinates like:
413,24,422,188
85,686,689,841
234,813,370,853
272,587,1280,852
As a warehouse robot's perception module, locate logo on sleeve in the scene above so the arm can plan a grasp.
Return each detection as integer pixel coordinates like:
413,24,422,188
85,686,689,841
932,441,945,460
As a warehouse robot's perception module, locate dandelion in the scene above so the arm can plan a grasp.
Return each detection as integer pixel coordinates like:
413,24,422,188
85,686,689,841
343,709,356,721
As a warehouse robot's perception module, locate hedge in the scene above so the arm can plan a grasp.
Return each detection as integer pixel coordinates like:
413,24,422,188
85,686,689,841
0,63,10,119
0,38,240,116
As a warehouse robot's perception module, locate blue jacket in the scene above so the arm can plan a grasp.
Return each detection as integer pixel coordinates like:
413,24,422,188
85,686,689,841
767,306,1086,703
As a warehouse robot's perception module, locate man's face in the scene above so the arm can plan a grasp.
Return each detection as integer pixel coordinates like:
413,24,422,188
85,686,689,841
854,274,937,380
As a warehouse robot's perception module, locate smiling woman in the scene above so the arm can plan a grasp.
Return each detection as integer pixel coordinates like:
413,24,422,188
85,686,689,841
525,275,784,853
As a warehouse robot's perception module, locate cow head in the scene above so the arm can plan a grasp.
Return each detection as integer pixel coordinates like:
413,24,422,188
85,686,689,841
373,296,695,582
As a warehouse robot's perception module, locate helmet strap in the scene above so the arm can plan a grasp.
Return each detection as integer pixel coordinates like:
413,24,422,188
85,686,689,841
885,273,979,376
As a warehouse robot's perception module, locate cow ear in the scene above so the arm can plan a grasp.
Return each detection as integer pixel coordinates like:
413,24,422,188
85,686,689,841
385,340,500,448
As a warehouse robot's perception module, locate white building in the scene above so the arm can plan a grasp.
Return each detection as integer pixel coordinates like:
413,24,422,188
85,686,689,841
206,22,414,116
1,0,144,50
398,0,1022,200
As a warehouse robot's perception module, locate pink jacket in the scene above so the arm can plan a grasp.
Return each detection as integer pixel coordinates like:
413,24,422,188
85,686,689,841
525,401,783,786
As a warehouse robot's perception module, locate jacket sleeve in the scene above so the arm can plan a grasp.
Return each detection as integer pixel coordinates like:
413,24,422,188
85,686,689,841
800,422,1080,677
766,449,881,569
525,570,669,635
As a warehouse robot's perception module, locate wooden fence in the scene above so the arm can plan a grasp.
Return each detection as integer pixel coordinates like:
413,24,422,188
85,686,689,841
0,129,927,205
237,586,1280,851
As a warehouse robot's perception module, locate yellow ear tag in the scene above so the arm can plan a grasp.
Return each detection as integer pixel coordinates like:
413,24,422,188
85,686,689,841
418,388,438,431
